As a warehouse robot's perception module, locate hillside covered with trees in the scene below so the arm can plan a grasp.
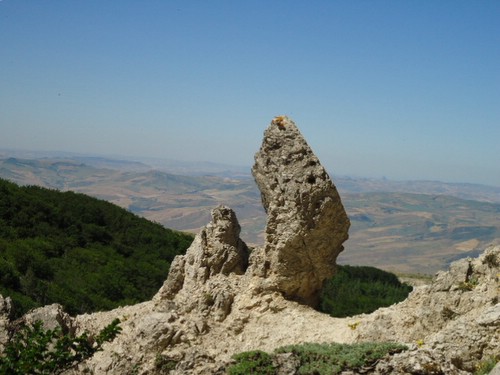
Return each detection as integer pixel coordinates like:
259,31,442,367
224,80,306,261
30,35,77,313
320,265,413,317
0,176,412,321
0,178,193,317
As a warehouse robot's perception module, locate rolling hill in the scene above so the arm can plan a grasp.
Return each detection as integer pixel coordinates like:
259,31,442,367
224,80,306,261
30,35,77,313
1,155,499,274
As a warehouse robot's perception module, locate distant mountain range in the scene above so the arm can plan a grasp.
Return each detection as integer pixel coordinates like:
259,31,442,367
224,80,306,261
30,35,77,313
1,151,499,274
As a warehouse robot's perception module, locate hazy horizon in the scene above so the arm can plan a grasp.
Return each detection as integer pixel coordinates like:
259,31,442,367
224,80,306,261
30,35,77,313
2,146,500,190
1,1,499,186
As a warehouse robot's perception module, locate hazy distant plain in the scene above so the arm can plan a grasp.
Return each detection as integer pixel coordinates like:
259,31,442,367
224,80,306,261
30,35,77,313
1,154,499,275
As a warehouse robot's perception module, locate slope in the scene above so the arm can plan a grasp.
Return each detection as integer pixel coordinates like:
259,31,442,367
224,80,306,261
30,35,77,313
0,178,193,317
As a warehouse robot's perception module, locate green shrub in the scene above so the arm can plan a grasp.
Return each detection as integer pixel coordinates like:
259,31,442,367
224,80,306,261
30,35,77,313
320,265,413,317
0,318,121,374
275,342,407,375
457,277,478,292
474,355,498,375
228,350,275,375
228,342,408,375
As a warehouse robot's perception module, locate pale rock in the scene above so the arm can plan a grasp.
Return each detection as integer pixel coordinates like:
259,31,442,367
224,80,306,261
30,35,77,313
477,303,500,326
22,303,75,335
0,295,12,352
490,362,500,375
251,115,350,306
374,348,469,375
273,352,300,374
355,244,500,372
156,205,248,308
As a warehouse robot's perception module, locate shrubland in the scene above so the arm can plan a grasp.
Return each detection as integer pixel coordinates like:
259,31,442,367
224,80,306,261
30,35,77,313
0,178,193,317
228,342,408,375
320,264,413,317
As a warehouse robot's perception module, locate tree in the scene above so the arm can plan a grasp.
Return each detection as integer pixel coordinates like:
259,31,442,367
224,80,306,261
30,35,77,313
0,319,121,374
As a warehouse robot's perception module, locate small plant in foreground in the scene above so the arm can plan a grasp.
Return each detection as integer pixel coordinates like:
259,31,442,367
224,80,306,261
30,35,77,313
458,277,479,292
0,318,121,374
474,355,498,375
228,350,275,375
347,321,360,330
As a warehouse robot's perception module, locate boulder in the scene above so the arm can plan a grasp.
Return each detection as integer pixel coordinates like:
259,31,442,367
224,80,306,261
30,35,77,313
251,115,350,306
22,303,76,335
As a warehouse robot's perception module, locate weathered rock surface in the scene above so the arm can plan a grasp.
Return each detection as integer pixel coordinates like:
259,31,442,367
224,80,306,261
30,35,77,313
251,115,350,306
355,244,500,373
3,243,498,374
0,117,498,374
0,295,12,352
156,205,248,322
21,303,75,335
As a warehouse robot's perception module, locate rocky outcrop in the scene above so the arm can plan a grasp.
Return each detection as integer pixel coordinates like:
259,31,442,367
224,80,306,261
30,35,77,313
355,244,500,373
156,205,249,322
0,116,498,374
155,116,350,311
251,115,350,306
21,303,75,335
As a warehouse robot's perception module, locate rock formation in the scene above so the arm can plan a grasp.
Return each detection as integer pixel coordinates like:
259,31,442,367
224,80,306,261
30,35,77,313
251,115,350,306
156,115,350,309
156,205,249,322
356,244,500,373
0,116,498,374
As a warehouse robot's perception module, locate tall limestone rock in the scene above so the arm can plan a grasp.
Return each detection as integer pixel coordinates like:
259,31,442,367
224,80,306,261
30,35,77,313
251,115,350,306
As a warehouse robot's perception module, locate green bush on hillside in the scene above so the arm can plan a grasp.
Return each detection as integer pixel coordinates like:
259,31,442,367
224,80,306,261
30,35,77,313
228,342,408,375
228,350,275,375
0,178,193,317
319,265,413,317
0,318,121,374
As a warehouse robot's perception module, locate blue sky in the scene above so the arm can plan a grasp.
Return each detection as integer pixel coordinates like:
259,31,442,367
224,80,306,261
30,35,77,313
1,1,499,186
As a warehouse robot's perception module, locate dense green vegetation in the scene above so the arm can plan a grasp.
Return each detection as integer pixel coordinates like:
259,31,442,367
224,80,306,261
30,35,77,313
0,318,121,374
319,265,413,317
228,351,274,375
0,178,193,317
228,342,408,375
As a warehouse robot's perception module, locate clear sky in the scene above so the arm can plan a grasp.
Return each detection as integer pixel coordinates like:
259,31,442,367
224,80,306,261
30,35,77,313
1,1,499,186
